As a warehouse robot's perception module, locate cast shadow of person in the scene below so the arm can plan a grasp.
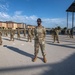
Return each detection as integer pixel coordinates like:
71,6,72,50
47,42,75,49
3,45,34,59
3,45,43,61
12,37,28,42
2,38,10,41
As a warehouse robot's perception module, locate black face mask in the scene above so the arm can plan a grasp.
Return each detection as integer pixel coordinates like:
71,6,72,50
37,21,41,25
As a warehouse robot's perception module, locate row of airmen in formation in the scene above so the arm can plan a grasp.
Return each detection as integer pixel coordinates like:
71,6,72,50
0,27,73,44
0,18,74,63
0,28,34,42
0,27,60,45
0,26,74,44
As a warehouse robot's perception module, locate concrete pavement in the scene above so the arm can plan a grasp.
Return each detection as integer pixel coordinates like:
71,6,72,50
0,35,75,75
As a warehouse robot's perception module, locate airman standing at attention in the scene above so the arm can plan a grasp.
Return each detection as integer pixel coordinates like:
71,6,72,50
32,18,47,63
51,28,54,38
31,28,35,39
67,29,71,38
70,28,73,38
23,28,26,37
10,29,15,41
0,31,2,45
5,29,8,37
27,28,32,42
17,28,20,39
53,28,60,43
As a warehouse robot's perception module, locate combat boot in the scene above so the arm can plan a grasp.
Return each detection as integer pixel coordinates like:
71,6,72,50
32,55,37,62
57,41,60,43
0,41,2,45
43,55,47,63
0,43,2,45
30,38,32,42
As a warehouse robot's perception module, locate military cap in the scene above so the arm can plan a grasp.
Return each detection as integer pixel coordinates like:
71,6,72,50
37,18,42,22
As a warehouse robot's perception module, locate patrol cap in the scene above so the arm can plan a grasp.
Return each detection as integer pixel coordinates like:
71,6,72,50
37,18,42,22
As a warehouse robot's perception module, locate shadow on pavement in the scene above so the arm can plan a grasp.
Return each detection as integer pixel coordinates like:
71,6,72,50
3,37,28,42
3,45,34,59
60,40,75,44
15,38,28,42
0,53,75,75
47,42,75,49
2,38,10,41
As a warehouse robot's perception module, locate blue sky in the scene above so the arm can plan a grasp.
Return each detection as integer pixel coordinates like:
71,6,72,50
0,0,74,28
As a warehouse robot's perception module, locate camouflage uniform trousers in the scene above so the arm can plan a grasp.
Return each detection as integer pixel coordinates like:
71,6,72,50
70,34,73,38
0,36,2,45
23,30,26,37
17,33,20,39
10,34,14,41
27,34,32,42
5,32,8,36
53,35,59,43
31,31,34,39
34,38,46,57
67,32,71,38
4,32,8,36
24,32,26,37
32,34,34,39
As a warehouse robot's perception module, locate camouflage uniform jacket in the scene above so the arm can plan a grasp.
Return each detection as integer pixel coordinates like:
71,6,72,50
34,26,46,42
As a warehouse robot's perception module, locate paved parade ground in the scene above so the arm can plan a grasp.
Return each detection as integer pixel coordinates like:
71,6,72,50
0,35,75,75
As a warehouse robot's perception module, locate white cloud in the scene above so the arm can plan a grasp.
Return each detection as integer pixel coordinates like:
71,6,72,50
14,11,23,15
0,0,9,11
0,12,10,18
0,12,10,21
42,18,67,28
42,18,65,24
0,11,73,28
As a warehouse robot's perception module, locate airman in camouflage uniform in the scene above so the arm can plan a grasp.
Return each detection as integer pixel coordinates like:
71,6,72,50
10,29,15,41
0,31,2,45
4,29,8,36
67,29,71,38
17,28,20,39
23,28,26,37
70,28,73,38
27,28,32,42
31,28,35,39
51,28,55,38
32,18,47,63
53,28,59,43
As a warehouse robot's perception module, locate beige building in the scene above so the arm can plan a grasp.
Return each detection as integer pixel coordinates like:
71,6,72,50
2,22,7,28
6,21,17,29
27,25,35,29
17,23,24,28
0,21,26,29
0,21,7,29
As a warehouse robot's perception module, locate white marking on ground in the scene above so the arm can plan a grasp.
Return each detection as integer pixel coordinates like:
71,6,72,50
21,44,24,46
13,43,15,45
